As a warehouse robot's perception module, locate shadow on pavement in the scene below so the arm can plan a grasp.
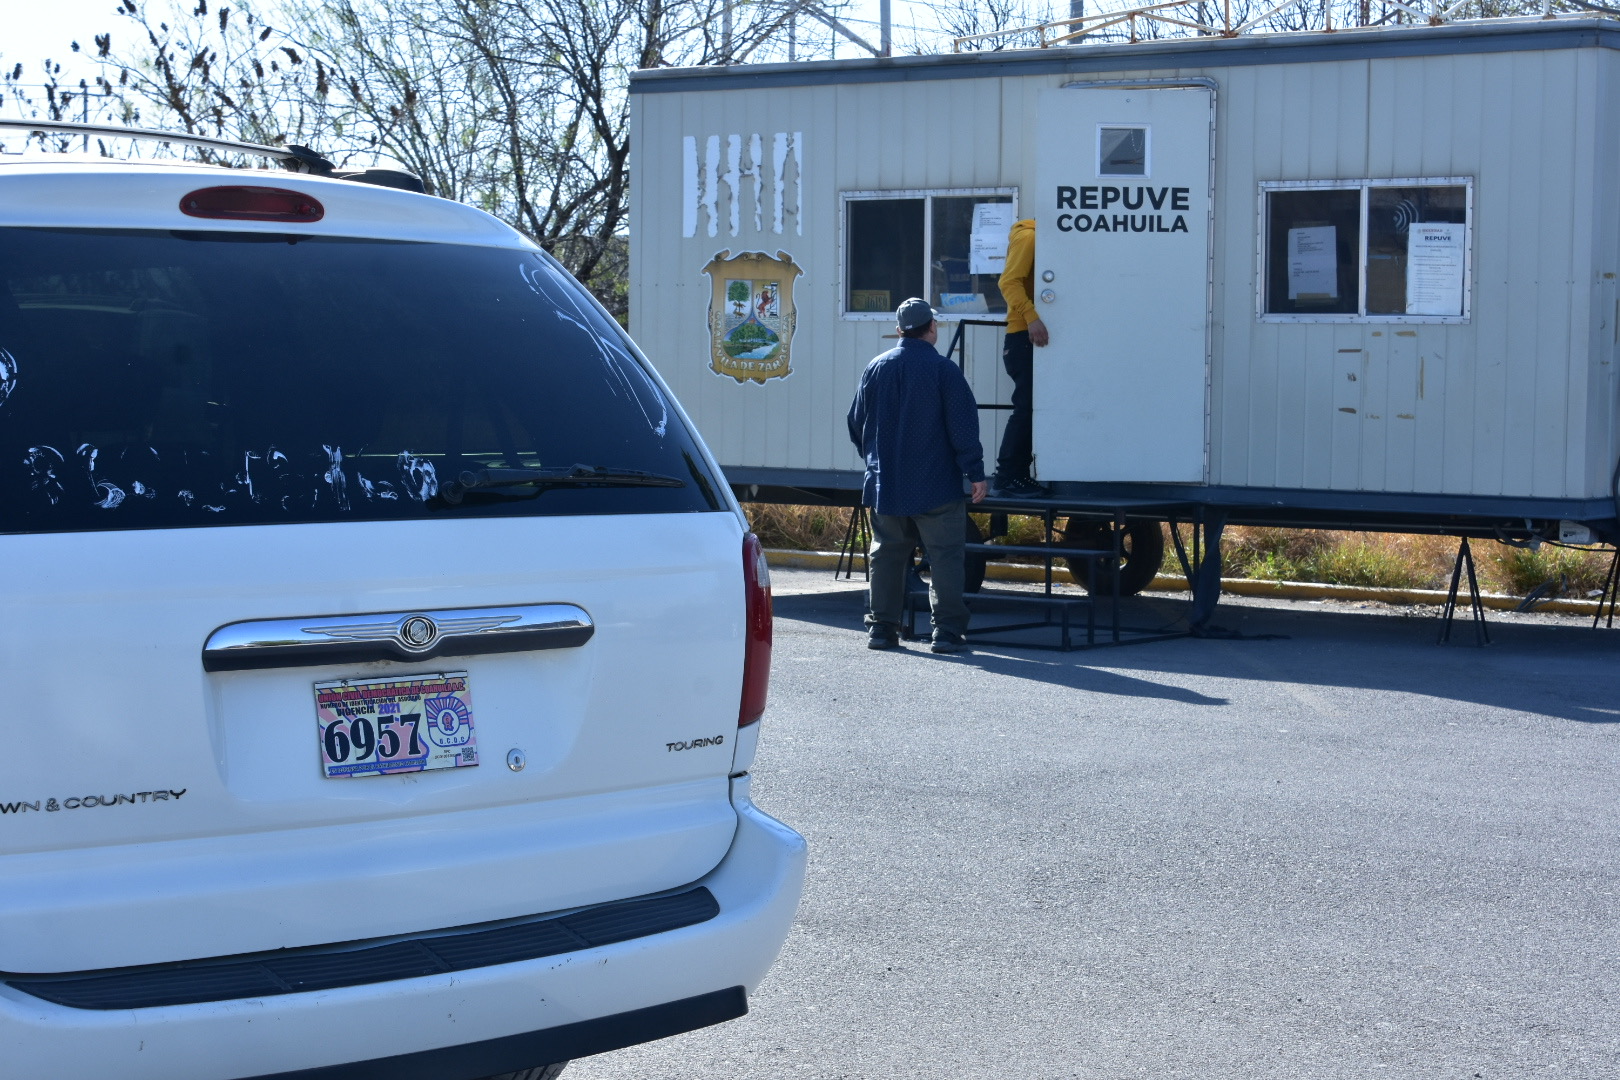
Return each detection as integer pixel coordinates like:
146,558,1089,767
774,583,1620,725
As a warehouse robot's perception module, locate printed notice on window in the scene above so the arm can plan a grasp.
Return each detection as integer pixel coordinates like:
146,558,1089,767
970,203,1017,275
1405,224,1465,316
1287,226,1339,300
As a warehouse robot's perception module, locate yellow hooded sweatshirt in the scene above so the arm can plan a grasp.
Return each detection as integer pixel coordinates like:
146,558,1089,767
998,218,1038,334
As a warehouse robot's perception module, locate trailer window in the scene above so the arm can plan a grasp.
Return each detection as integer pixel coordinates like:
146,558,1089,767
843,190,1016,319
1266,189,1360,315
847,199,923,314
1366,186,1468,316
1262,179,1471,322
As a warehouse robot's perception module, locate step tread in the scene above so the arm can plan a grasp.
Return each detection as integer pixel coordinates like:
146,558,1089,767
966,542,1113,557
908,587,1093,607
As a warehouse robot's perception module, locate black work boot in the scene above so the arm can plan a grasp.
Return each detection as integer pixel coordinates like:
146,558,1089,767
867,623,900,650
991,474,1050,499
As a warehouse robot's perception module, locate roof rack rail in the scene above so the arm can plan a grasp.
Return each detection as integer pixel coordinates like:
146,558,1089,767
0,119,335,174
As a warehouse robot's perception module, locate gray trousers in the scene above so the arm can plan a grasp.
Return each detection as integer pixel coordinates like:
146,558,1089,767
866,499,970,638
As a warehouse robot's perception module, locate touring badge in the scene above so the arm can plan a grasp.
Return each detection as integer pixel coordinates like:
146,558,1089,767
701,249,802,384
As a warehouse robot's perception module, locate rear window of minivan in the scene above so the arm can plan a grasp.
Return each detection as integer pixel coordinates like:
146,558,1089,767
0,228,724,532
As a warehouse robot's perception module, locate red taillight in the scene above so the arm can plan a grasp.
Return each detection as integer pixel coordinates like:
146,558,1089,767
179,186,325,222
740,532,773,728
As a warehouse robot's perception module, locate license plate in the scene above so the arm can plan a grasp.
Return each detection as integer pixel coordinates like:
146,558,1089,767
314,672,479,779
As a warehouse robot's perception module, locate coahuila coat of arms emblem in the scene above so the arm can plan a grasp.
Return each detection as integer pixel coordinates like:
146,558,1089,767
701,250,802,384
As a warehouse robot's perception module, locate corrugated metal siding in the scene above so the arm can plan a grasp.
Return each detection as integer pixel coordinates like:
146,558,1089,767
633,81,1018,477
1210,49,1594,500
632,41,1612,501
1580,50,1620,507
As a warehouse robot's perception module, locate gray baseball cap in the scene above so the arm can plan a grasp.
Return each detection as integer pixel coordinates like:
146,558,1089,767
895,297,936,331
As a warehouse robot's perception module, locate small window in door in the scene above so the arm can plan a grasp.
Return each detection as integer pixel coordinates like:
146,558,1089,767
1098,126,1148,177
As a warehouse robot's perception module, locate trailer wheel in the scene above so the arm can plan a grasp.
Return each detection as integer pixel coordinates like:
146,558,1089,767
1059,518,1165,596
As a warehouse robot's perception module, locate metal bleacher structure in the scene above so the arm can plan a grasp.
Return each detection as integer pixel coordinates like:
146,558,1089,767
837,495,1224,652
835,351,1223,652
947,0,1602,51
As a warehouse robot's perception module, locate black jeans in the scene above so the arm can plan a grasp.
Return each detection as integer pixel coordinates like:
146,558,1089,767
996,329,1034,479
866,499,970,638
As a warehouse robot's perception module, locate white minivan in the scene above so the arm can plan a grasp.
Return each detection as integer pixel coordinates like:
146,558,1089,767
0,125,804,1080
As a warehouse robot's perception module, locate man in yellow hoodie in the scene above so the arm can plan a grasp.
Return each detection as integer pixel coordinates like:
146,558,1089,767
994,218,1050,498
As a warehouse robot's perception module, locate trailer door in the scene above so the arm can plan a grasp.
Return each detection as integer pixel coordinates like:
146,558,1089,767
1031,85,1213,484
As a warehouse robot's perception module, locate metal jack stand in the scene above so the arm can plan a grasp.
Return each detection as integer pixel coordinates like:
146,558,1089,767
1168,508,1228,633
1438,536,1490,645
1594,547,1620,629
835,504,870,581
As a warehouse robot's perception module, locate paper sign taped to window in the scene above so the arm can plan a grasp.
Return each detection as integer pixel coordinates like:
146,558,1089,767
1405,224,1464,316
970,203,1016,275
1287,226,1338,300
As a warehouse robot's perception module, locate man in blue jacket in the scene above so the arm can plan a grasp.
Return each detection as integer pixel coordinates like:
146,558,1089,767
847,298,988,654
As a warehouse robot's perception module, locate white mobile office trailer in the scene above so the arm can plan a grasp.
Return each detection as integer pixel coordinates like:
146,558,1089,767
629,16,1620,585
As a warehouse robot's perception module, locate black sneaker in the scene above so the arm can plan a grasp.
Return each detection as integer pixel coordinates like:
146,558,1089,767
991,475,1050,499
867,624,900,650
930,631,969,654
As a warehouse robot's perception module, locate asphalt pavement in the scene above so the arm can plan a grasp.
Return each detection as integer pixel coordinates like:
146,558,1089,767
570,570,1619,1080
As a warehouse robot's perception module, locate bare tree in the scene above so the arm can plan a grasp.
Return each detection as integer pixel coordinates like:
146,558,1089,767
926,0,1058,50
15,0,1614,309
1,45,124,152
59,0,821,314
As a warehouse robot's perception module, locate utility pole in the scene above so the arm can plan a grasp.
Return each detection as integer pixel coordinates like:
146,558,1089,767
880,0,891,56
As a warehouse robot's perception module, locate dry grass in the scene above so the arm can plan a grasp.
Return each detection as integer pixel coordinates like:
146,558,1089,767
744,504,1057,555
1219,528,1449,590
745,503,856,551
1215,526,1613,597
745,503,1616,600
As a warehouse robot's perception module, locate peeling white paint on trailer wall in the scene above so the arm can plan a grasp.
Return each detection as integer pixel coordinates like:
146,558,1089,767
680,133,803,239
630,23,1620,504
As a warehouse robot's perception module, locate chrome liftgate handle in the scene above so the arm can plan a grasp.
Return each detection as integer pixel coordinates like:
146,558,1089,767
202,603,594,671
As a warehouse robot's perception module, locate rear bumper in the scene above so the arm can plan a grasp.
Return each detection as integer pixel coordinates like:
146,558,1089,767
0,777,805,1080
249,988,748,1080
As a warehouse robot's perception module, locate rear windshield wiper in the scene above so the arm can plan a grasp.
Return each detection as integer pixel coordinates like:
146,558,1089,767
438,464,686,505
